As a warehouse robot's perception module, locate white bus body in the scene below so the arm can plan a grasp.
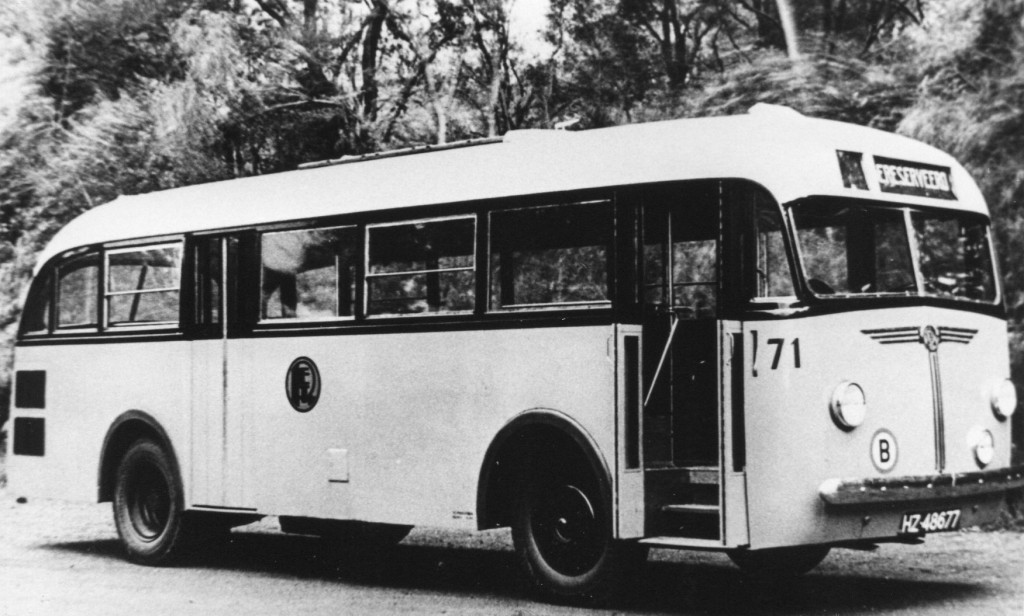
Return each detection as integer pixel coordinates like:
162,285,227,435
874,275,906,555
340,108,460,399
9,105,1022,601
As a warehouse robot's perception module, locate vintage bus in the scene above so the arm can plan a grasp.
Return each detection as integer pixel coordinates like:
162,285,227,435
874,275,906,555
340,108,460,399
8,104,1023,602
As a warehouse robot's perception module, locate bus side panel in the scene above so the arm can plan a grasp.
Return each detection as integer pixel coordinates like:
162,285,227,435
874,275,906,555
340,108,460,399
230,325,617,528
743,308,1010,549
8,341,192,504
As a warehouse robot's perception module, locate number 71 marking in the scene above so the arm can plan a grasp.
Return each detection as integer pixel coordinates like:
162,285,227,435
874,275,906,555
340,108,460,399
752,333,801,375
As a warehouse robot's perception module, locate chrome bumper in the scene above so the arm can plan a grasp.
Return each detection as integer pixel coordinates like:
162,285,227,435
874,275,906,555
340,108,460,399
819,464,1024,506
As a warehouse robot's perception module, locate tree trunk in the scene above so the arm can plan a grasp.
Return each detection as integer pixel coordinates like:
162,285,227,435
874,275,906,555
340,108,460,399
361,0,387,121
776,0,801,61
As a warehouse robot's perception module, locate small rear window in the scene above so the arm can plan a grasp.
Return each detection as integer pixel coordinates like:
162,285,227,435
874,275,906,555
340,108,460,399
57,253,99,328
21,272,53,335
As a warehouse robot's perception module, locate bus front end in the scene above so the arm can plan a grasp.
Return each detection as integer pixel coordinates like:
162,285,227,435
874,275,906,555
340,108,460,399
742,192,1023,552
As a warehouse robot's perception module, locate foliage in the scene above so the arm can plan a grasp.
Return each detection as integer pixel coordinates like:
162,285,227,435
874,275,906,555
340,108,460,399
897,0,1024,460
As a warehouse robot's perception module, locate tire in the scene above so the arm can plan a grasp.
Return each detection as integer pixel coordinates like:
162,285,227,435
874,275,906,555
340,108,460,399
728,545,830,579
112,438,190,566
511,466,646,604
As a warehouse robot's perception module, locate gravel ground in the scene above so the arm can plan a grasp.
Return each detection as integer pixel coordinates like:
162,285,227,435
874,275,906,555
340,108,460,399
1,488,1022,616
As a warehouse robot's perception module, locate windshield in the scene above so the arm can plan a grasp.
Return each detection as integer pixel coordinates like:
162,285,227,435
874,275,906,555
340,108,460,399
790,200,997,303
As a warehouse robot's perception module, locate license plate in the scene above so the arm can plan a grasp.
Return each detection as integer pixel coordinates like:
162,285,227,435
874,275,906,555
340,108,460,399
898,509,961,534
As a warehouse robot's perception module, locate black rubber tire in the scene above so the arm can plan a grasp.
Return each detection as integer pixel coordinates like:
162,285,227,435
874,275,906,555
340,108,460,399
112,438,190,566
511,467,646,604
728,545,830,579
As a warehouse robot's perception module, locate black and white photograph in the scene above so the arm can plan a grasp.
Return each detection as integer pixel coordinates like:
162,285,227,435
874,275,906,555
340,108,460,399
1,1,1022,614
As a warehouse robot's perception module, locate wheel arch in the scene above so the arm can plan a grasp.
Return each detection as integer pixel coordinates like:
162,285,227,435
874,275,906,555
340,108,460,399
476,409,612,531
97,410,181,503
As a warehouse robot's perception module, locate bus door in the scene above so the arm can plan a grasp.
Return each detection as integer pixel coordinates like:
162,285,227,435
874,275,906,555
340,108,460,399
188,235,252,510
639,182,723,540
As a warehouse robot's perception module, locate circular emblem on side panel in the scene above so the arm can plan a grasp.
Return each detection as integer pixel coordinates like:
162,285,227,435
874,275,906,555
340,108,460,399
919,325,940,352
870,429,898,473
285,357,321,413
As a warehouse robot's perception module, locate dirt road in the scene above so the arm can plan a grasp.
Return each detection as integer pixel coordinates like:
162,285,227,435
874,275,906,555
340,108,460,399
1,491,1022,616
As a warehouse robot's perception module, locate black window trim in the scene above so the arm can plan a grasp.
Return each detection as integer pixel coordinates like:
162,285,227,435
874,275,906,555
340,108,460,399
258,224,361,324
486,198,615,313
364,213,479,319
103,241,184,330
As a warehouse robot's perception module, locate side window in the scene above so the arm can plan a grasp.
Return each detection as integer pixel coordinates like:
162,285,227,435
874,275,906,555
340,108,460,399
261,227,358,320
57,253,99,328
753,195,795,298
106,243,182,326
490,201,613,310
366,217,475,316
21,271,53,335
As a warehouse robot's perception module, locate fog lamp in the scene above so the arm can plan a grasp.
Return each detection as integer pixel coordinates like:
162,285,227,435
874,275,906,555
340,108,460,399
991,379,1017,421
969,428,995,468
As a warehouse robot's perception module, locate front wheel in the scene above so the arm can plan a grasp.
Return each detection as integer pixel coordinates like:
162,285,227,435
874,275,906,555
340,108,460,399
112,438,189,565
512,473,645,603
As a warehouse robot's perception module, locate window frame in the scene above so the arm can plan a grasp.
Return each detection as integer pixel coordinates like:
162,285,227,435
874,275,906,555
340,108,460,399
54,249,101,332
19,269,56,337
786,197,1002,306
103,241,184,329
258,224,361,323
487,199,615,313
364,214,478,318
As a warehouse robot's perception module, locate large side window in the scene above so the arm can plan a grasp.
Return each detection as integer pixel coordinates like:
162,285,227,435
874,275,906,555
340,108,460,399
261,226,358,320
106,243,182,326
490,201,613,310
57,253,99,328
366,216,475,316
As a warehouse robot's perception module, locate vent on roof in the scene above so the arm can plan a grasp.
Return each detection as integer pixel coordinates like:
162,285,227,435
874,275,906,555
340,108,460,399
298,136,502,170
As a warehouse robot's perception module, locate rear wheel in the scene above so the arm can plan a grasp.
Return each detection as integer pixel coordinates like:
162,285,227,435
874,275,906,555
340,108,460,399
728,545,830,579
512,466,645,603
112,438,190,565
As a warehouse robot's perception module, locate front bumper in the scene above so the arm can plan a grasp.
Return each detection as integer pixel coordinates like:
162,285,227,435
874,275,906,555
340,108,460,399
819,464,1024,506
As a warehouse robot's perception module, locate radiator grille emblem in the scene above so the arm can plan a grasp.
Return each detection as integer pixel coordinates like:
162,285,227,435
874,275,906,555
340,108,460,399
861,325,977,473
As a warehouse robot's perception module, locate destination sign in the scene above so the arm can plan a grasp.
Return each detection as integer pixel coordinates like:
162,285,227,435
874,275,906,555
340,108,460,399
874,156,955,200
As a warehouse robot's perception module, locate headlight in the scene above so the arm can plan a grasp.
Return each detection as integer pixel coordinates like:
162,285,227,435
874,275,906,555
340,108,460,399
968,428,995,468
830,381,866,431
991,379,1017,420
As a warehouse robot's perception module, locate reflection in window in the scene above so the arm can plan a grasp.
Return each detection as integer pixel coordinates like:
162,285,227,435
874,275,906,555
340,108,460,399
490,201,612,309
792,202,914,295
913,212,996,301
106,244,182,325
262,227,358,319
57,254,99,327
367,217,475,315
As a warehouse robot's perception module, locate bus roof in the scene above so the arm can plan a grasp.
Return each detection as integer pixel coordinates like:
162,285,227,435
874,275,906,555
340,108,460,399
38,105,987,268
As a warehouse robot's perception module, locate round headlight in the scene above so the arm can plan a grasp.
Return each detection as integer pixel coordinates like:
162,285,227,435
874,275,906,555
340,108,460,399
991,379,1017,420
969,428,995,468
830,381,866,431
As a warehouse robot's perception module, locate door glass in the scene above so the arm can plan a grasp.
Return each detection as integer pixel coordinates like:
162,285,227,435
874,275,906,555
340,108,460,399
194,237,223,328
640,183,720,468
